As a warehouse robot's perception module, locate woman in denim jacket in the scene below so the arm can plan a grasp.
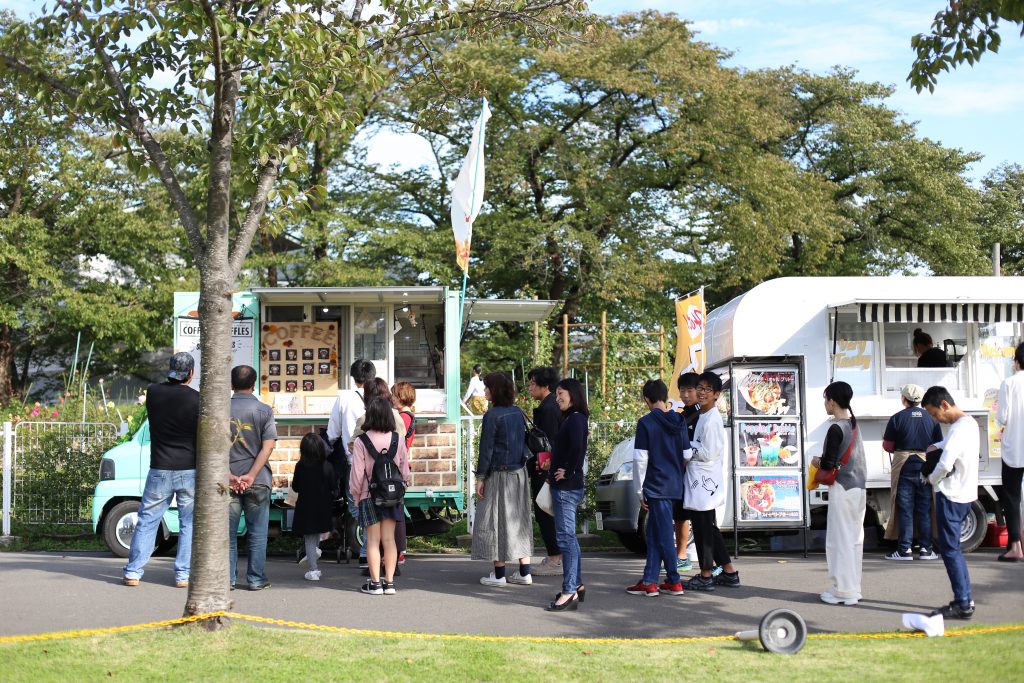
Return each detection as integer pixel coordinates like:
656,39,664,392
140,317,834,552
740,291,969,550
472,372,535,587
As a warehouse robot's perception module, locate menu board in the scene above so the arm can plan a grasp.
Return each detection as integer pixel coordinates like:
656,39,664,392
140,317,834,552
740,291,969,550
733,368,799,417
738,474,802,523
736,421,800,468
260,322,339,415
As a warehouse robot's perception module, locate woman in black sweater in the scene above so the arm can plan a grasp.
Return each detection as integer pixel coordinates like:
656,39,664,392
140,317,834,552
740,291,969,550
546,378,589,612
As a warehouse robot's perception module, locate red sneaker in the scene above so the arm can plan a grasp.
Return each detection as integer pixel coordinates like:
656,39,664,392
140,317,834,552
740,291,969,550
659,581,684,595
626,581,659,596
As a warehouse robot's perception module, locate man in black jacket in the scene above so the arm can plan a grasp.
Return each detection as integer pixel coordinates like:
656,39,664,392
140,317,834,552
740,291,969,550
527,366,563,575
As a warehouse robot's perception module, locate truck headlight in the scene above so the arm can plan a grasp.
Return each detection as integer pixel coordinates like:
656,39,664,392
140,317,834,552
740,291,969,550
613,462,633,482
99,458,115,481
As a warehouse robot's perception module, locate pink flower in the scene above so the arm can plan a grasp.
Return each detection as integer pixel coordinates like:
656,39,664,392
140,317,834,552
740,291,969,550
51,410,59,418
30,408,40,418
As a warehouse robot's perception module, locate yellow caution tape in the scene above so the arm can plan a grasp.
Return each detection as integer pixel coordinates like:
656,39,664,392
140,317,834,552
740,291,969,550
1,611,1022,646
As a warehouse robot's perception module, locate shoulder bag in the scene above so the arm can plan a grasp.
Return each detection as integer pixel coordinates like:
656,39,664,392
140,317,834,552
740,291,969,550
814,427,857,487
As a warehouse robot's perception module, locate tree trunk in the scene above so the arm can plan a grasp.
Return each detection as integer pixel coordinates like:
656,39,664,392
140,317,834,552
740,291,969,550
0,324,15,405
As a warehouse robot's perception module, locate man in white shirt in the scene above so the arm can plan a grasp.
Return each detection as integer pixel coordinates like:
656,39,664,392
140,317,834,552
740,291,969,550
922,386,979,620
326,359,376,464
996,343,1024,561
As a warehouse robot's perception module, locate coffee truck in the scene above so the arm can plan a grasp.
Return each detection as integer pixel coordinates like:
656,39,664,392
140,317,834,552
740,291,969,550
597,276,1022,553
93,286,556,557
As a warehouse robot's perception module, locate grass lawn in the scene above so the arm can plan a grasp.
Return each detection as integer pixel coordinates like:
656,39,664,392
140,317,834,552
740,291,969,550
3,622,1022,682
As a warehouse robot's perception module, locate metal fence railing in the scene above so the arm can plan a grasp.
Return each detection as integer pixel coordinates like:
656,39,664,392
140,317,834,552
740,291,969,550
3,421,120,528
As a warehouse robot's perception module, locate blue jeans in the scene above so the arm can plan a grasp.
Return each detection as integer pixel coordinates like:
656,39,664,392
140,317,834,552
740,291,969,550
123,468,195,583
643,497,680,585
551,487,584,595
935,492,972,606
896,466,932,552
229,485,271,588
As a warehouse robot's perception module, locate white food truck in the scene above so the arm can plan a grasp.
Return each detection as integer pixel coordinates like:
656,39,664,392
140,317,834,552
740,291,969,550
598,276,1022,553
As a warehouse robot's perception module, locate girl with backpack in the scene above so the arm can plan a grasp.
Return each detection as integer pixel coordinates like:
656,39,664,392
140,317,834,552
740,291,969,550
350,397,411,595
392,382,418,565
291,433,336,582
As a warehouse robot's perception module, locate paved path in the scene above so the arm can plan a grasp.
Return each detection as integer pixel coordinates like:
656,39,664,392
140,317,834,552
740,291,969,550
1,549,1021,639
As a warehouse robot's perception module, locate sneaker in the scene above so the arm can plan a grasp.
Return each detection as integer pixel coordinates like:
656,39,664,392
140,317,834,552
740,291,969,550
885,549,914,561
304,570,321,581
358,557,368,569
360,580,383,595
714,570,740,587
398,553,406,565
532,557,563,576
932,600,974,620
122,577,140,587
659,580,685,595
820,591,858,606
626,581,659,597
248,582,272,591
918,549,940,561
685,574,716,592
676,558,693,572
298,548,323,566
480,572,508,587
507,570,533,585
175,580,189,588
382,580,396,596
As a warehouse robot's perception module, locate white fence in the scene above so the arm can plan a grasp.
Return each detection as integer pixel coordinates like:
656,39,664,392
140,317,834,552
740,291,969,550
1,421,121,535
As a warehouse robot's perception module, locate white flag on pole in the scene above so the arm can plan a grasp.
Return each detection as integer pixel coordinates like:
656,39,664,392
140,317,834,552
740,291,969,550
450,98,491,274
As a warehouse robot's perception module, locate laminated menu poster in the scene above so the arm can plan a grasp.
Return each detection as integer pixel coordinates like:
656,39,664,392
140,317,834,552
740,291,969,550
260,322,339,414
738,474,802,523
734,368,799,417
737,421,800,468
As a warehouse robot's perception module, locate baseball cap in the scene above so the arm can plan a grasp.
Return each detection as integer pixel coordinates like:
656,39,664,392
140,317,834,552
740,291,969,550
168,352,195,381
901,383,924,404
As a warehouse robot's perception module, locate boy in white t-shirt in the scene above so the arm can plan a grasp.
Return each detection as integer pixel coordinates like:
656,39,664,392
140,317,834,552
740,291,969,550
922,386,979,620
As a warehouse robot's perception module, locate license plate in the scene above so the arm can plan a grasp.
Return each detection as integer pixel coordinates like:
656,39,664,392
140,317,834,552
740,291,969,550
595,511,604,531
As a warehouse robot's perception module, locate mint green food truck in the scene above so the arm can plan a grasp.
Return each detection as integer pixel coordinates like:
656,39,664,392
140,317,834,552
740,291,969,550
93,287,556,557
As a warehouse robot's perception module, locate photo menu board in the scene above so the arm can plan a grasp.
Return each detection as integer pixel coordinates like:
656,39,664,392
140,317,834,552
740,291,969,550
259,322,339,415
730,363,806,527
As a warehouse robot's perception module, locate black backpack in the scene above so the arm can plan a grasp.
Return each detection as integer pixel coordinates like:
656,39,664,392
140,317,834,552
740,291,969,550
359,433,406,508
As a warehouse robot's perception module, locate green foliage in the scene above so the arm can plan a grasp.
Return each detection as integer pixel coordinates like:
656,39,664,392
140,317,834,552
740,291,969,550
909,0,1024,92
976,164,1024,274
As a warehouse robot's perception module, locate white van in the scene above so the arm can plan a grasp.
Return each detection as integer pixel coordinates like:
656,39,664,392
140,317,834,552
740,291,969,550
597,276,1022,553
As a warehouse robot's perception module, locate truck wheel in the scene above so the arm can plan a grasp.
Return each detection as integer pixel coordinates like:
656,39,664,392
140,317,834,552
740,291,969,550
102,500,141,558
960,500,987,554
616,509,648,555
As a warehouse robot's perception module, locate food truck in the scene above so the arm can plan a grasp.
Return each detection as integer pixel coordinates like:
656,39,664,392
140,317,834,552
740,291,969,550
597,276,1023,553
92,286,556,556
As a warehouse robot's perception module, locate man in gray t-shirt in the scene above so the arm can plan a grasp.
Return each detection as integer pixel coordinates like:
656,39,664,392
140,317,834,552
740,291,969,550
228,365,278,590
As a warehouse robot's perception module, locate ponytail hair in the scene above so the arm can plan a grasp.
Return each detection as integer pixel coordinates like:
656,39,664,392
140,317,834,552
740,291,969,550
824,380,857,429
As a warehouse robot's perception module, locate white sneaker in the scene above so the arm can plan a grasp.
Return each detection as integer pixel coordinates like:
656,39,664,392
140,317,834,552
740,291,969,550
304,570,321,581
820,591,859,606
480,572,508,587
532,558,563,576
507,570,533,585
298,548,323,567
918,549,940,560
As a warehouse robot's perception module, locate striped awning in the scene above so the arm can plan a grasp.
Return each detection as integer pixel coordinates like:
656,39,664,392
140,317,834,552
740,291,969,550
858,302,1024,324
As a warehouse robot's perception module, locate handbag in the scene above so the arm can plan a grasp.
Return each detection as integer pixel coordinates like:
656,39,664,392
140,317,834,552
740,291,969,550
535,481,554,516
813,427,857,487
521,410,552,456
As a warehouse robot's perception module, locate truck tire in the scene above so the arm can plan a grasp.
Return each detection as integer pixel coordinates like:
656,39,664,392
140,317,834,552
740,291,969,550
960,500,987,554
615,509,648,555
102,500,141,558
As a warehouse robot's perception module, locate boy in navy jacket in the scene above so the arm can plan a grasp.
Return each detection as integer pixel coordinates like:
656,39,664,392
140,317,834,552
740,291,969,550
626,380,692,597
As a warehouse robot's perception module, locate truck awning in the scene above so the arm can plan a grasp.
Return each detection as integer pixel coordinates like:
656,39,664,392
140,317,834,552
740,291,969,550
833,301,1024,324
464,299,560,323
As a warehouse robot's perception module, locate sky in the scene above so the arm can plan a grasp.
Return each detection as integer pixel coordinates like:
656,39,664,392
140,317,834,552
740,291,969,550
3,0,1021,181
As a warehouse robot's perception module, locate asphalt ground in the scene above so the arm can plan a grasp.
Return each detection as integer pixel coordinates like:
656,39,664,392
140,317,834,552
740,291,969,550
0,548,1021,640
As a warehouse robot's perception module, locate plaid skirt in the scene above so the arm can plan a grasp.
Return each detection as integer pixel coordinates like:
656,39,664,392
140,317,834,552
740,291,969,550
471,467,534,562
358,497,404,528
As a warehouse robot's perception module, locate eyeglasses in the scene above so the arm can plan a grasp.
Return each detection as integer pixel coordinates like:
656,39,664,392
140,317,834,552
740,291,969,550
695,385,715,393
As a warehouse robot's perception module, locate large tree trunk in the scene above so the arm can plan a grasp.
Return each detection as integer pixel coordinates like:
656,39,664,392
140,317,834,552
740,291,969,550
0,324,15,405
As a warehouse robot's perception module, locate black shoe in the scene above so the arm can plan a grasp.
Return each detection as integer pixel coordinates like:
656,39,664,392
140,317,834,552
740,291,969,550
545,594,579,611
577,585,586,603
931,600,975,620
360,580,383,595
714,570,740,587
248,582,271,591
684,574,716,592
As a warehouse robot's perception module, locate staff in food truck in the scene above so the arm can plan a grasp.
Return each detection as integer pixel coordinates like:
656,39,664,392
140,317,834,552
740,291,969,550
913,328,949,368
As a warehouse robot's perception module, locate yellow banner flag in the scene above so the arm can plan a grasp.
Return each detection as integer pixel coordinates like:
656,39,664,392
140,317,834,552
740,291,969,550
668,288,706,401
